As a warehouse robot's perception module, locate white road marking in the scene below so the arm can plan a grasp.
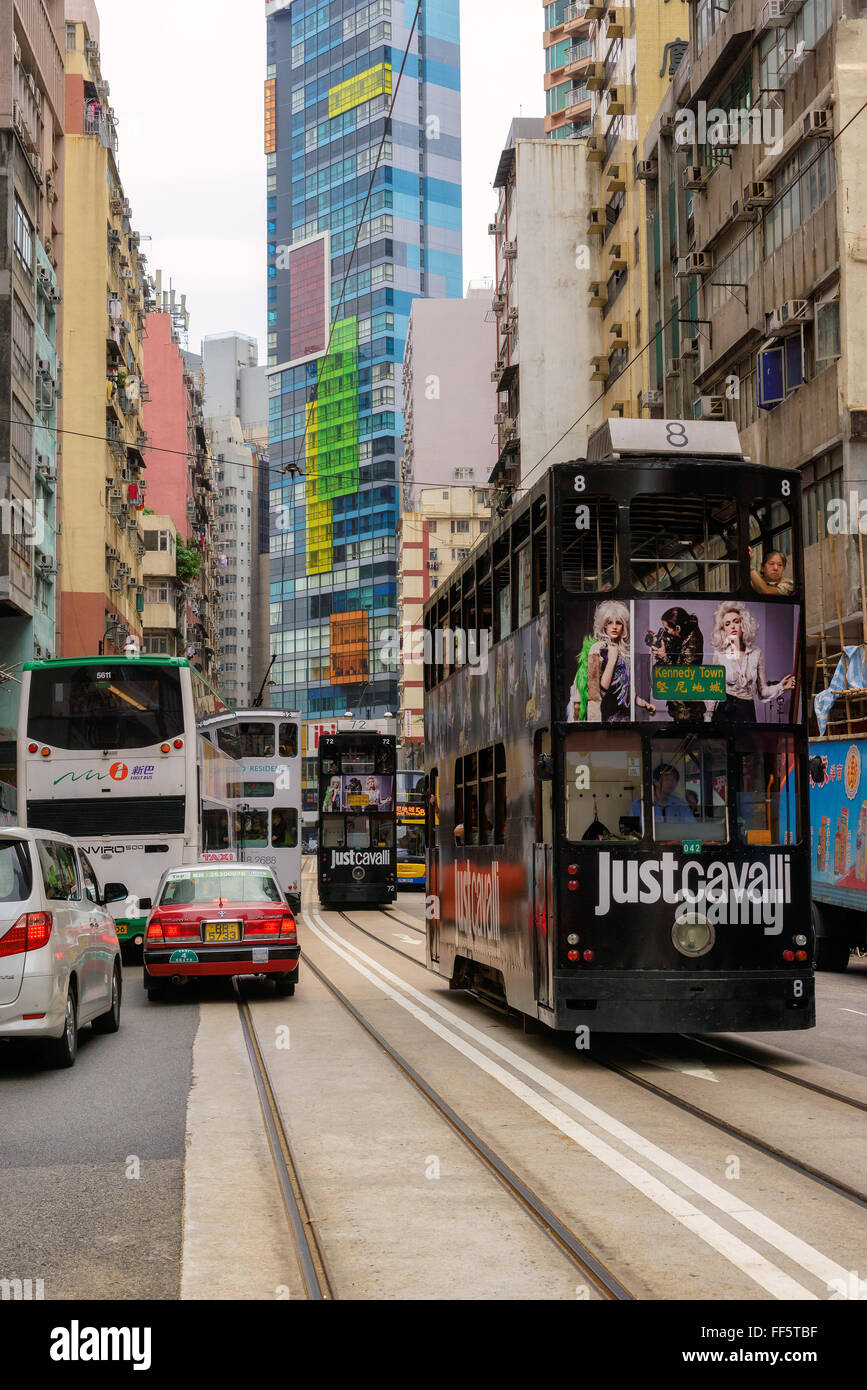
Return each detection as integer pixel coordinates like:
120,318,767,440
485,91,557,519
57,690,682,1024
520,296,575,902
840,1008,867,1017
309,910,867,1301
640,1052,719,1083
305,913,814,1298
394,933,422,946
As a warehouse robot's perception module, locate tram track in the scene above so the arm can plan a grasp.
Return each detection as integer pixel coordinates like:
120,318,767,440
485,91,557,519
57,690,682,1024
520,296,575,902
336,908,426,963
594,1049,867,1212
300,945,634,1301
681,1033,867,1114
234,987,336,1301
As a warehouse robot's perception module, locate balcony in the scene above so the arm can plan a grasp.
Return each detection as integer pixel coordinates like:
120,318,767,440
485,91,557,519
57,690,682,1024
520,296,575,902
564,42,593,79
563,2,596,36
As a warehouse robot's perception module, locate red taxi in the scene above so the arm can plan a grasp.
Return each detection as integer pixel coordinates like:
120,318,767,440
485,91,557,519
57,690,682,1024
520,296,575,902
143,863,299,1001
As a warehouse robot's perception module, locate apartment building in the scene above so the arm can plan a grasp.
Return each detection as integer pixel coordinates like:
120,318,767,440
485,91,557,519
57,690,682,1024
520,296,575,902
266,0,462,721
544,0,594,140
202,331,268,445
400,287,497,512
395,485,489,764
210,415,258,707
643,0,866,671
0,0,64,747
489,119,601,496
61,2,151,656
140,513,181,657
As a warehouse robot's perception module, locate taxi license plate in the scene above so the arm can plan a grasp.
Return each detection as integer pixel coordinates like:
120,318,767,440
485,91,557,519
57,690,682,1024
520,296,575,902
202,921,242,943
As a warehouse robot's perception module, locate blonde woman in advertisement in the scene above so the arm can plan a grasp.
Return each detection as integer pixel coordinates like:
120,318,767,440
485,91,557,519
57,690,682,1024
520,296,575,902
567,601,655,722
710,602,795,723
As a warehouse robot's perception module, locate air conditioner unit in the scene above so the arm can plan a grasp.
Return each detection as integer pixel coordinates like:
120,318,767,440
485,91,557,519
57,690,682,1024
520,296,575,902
586,62,606,91
494,412,507,426
732,198,758,223
699,396,726,420
502,241,517,259
743,180,774,209
38,266,51,286
607,88,625,116
682,165,709,190
39,557,56,574
36,358,52,376
803,108,831,138
120,320,132,334
507,307,519,323
766,299,812,332
681,336,700,359
47,285,61,304
30,154,42,181
659,112,677,136
666,357,681,377
636,159,658,181
107,547,120,560
588,282,607,307
641,389,663,408
676,252,712,276
587,206,606,234
590,355,610,379
85,39,100,56
487,222,499,235
586,134,605,161
607,165,626,193
110,578,122,591
607,7,624,37
760,0,790,28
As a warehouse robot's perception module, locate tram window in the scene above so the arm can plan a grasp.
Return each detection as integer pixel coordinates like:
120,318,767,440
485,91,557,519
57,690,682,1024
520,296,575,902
493,533,511,641
735,733,800,845
477,558,493,633
371,816,394,848
495,744,507,842
279,723,299,757
244,781,274,798
748,500,795,597
271,808,298,848
215,726,243,762
465,753,478,845
649,739,728,844
562,498,618,593
516,544,532,628
202,808,230,851
479,748,494,844
532,497,548,616
564,734,643,843
322,815,346,848
630,495,738,593
428,767,439,850
234,809,269,848
345,817,369,849
233,722,278,757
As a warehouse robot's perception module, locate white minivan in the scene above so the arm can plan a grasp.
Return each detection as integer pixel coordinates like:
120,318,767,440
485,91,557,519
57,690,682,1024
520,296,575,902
0,829,123,1068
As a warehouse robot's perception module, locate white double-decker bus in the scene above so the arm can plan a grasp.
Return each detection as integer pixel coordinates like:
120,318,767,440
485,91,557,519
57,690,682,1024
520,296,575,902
200,710,302,911
17,656,242,948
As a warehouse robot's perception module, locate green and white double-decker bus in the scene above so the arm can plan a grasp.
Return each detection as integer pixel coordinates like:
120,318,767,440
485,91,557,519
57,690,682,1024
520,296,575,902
17,657,242,949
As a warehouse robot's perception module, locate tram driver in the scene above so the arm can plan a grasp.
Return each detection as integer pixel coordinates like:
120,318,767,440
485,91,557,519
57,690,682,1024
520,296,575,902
629,763,696,826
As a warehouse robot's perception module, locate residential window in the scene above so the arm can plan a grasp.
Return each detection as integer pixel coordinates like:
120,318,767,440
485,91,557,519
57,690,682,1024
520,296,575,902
764,141,835,258
815,299,840,366
66,22,77,49
801,450,843,547
13,199,33,273
12,295,34,379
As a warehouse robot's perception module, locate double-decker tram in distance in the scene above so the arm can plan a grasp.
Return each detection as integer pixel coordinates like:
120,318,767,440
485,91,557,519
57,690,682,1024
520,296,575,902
396,769,426,889
424,420,814,1032
200,710,302,911
18,656,243,948
318,732,397,906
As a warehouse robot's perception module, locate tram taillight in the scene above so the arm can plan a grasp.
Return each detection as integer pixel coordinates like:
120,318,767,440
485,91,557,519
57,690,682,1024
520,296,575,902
567,950,579,961
795,950,808,962
567,881,578,892
782,949,795,962
174,739,183,749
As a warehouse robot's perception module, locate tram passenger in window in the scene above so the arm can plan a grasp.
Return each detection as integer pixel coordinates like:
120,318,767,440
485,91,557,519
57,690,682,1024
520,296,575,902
647,607,703,721
749,548,794,597
271,810,297,848
629,764,696,825
710,602,795,724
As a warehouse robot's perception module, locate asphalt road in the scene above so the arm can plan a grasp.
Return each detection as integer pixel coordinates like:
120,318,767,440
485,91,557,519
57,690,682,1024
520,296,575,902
745,954,867,1077
0,964,197,1300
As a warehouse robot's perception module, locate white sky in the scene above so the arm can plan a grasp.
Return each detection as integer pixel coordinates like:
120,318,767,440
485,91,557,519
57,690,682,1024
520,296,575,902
96,0,544,354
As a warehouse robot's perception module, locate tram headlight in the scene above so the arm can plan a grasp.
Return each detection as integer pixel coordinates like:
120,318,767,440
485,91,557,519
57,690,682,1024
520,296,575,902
671,914,715,959
567,933,579,945
794,934,807,946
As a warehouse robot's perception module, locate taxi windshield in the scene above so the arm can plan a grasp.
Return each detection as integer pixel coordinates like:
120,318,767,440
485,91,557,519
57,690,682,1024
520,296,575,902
160,870,282,906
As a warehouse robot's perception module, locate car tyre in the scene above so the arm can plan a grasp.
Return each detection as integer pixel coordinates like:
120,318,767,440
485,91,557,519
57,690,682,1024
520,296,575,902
92,963,122,1034
44,984,78,1069
274,973,296,996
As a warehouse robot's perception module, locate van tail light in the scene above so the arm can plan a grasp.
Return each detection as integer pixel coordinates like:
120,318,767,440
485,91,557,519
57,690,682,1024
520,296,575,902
146,916,164,942
280,914,297,943
0,912,53,958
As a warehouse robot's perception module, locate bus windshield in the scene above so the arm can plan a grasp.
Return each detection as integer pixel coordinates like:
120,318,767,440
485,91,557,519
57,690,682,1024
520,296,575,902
27,665,184,750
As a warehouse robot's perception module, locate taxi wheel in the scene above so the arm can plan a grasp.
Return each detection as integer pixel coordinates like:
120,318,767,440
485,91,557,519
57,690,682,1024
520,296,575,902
274,974,296,997
44,985,78,1069
92,963,122,1034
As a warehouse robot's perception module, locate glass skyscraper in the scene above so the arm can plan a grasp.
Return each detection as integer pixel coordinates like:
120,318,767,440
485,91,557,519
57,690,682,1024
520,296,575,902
265,0,462,717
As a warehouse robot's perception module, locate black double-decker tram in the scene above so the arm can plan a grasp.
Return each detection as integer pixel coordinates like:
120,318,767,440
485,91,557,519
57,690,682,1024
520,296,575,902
424,420,814,1033
317,732,397,906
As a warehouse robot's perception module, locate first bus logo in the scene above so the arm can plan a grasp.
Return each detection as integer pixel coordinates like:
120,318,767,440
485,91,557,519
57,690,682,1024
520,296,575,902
109,763,129,782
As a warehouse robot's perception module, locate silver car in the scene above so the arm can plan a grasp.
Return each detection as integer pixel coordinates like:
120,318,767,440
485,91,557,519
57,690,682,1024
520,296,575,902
0,829,123,1068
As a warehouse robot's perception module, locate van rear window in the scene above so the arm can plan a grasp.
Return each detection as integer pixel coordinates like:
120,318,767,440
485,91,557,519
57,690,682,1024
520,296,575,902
0,840,33,902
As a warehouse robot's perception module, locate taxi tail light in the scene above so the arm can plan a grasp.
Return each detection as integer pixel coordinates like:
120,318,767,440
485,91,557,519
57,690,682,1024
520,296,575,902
280,914,297,943
146,917,164,942
0,912,53,958
245,918,282,937
162,920,198,940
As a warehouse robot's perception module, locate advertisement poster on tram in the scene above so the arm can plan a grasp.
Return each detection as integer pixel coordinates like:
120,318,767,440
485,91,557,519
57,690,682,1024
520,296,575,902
320,774,394,811
563,598,801,725
809,738,867,905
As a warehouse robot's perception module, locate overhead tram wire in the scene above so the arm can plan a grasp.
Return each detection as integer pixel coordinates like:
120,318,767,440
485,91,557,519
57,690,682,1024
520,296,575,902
512,93,867,496
270,0,423,684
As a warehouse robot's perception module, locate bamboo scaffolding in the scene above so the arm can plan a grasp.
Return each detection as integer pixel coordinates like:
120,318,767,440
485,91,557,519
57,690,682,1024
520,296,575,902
827,532,852,733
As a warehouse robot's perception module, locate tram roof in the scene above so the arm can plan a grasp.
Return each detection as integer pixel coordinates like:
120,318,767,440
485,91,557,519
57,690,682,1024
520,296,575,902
23,656,191,671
